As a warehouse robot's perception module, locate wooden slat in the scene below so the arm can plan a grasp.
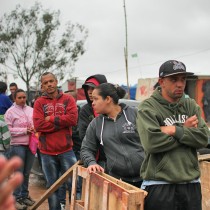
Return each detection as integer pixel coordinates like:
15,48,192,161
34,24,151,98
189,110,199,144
198,154,210,162
122,192,129,210
30,161,81,210
70,166,147,210
81,178,86,201
84,174,91,210
102,181,109,210
75,202,85,210
200,159,210,210
70,167,78,210
77,165,88,179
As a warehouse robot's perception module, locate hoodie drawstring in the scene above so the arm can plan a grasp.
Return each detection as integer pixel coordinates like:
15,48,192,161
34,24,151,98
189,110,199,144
123,110,132,125
100,109,132,145
100,117,104,145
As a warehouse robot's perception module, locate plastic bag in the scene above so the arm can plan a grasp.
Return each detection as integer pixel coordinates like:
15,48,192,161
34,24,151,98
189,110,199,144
29,133,39,155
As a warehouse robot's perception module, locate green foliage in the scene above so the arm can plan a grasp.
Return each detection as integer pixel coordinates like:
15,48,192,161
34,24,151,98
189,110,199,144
0,2,88,94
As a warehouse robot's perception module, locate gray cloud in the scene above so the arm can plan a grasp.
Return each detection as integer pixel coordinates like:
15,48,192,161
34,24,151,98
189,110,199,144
0,0,210,85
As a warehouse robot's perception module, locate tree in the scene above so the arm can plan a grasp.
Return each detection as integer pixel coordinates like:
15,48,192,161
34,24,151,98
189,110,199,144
0,2,88,99
0,69,7,82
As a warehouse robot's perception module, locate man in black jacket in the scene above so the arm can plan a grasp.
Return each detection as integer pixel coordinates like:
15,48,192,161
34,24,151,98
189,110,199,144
78,74,107,165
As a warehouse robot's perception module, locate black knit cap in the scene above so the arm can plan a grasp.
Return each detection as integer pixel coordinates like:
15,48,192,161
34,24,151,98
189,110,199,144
159,60,194,78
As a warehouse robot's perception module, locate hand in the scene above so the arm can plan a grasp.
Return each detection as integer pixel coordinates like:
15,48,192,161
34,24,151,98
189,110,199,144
45,116,50,122
0,157,23,210
184,115,198,128
27,127,35,134
160,126,176,136
87,164,104,174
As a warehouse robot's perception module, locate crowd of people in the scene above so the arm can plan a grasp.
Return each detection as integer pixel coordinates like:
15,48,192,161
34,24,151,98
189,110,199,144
0,59,210,210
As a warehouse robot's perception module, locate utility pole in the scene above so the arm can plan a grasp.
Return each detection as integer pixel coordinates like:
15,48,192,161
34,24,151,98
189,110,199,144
123,0,130,99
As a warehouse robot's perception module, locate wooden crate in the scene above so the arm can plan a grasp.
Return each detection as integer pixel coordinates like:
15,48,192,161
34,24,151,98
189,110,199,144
200,159,210,210
70,166,147,210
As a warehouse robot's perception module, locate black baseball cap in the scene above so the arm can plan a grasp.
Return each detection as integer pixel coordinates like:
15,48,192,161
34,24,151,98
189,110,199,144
159,60,194,78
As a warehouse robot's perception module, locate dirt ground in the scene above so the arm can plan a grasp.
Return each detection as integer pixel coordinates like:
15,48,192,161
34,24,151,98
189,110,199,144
29,174,70,210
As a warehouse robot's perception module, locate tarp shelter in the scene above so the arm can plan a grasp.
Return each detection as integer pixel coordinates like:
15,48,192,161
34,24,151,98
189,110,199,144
121,84,137,100
136,78,158,101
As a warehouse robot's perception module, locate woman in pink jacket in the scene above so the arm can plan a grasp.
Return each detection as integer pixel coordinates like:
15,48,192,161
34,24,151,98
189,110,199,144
5,89,35,210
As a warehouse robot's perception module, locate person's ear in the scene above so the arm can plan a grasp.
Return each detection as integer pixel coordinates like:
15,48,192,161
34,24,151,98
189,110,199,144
158,78,164,86
106,96,112,103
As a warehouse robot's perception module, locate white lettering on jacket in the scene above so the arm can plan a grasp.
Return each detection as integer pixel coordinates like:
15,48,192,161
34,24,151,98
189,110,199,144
163,115,188,126
44,103,65,116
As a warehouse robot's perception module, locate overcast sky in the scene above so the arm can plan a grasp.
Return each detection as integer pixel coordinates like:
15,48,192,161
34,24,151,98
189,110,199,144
1,0,210,87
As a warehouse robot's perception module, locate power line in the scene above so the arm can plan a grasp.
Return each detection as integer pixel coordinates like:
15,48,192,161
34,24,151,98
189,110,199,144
100,47,210,74
68,47,210,78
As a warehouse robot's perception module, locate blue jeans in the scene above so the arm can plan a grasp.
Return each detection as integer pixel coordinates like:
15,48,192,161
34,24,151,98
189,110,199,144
73,149,82,199
73,150,81,161
40,150,77,210
10,145,35,199
0,148,10,159
58,149,82,205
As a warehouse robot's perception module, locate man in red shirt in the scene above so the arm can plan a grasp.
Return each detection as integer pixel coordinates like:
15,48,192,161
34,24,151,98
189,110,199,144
33,72,78,210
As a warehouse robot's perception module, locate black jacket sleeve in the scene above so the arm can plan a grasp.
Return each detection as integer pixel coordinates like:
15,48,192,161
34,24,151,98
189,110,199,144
80,119,99,167
78,104,94,140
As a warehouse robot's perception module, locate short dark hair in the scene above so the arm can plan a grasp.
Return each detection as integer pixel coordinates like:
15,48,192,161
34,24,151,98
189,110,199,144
0,81,7,93
41,72,57,82
14,89,26,99
95,83,126,104
9,82,18,88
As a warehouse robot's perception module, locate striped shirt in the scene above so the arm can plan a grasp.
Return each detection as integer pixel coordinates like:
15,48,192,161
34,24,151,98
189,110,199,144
0,115,11,151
